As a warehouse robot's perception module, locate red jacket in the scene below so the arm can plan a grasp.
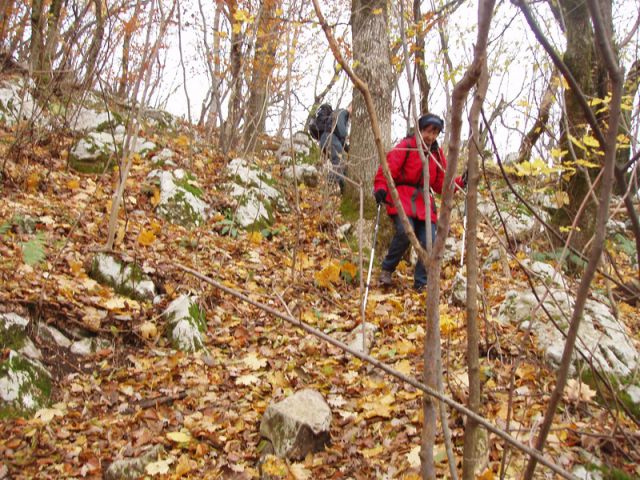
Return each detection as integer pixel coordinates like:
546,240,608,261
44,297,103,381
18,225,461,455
374,136,463,223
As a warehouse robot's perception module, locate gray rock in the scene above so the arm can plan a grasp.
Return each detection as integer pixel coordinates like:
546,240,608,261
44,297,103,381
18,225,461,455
336,223,352,239
0,77,38,126
0,350,51,417
572,466,603,480
150,148,177,167
89,253,156,301
283,164,319,187
627,385,640,404
0,312,29,350
497,288,639,378
276,133,313,163
163,295,206,352
69,126,156,174
36,324,72,348
147,169,208,227
225,158,286,229
345,322,378,355
260,389,331,460
70,337,112,356
104,445,164,480
69,107,118,132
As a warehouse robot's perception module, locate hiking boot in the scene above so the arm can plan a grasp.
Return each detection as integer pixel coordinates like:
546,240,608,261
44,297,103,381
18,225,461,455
379,270,393,287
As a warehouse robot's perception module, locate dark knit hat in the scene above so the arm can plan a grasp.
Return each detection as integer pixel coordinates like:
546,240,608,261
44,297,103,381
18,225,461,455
418,113,444,132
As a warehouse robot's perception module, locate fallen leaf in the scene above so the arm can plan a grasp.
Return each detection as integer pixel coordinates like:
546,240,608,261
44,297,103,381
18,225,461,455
167,431,192,443
236,374,260,386
289,463,311,480
146,457,174,475
242,352,267,371
138,229,156,246
34,407,65,423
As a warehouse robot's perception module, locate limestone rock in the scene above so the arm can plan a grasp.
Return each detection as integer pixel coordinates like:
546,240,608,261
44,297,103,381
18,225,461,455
497,288,639,378
0,351,51,418
0,77,38,126
260,389,331,460
345,322,378,355
0,313,42,360
150,148,177,167
36,324,72,348
164,295,206,352
225,158,286,230
283,164,319,187
70,337,112,356
89,253,156,301
69,107,119,132
104,445,164,480
276,132,313,164
147,169,208,227
69,125,156,173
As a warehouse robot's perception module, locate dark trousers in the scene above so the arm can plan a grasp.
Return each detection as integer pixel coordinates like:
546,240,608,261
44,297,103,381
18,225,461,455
381,215,436,288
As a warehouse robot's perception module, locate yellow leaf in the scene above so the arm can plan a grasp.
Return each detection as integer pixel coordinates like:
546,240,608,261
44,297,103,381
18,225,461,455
175,134,190,148
175,454,194,476
140,321,158,340
289,463,311,480
372,7,383,14
167,431,192,443
394,359,412,376
582,134,599,148
314,262,341,288
340,261,358,280
151,187,161,207
440,313,457,334
138,229,156,246
247,231,262,244
242,352,267,371
362,445,384,458
67,179,80,190
395,339,416,355
236,374,260,385
146,458,173,475
34,407,65,423
568,134,587,151
103,296,128,310
26,172,40,192
477,468,495,480
406,446,421,468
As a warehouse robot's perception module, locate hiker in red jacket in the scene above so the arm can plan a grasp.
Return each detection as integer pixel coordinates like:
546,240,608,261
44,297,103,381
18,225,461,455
373,113,466,290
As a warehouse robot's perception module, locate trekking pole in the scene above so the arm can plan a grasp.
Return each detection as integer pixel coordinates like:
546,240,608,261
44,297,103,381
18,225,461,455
460,193,467,267
362,203,382,316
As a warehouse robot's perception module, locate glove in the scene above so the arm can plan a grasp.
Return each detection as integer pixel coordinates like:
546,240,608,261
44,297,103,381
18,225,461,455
343,143,350,153
461,169,468,188
374,189,387,205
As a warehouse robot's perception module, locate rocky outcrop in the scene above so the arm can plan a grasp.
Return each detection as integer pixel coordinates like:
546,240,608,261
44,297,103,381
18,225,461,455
163,295,207,352
259,389,331,460
147,169,208,227
89,253,156,301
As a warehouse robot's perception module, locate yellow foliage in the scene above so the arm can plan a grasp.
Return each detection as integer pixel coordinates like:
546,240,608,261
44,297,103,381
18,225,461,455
314,262,341,288
137,229,156,246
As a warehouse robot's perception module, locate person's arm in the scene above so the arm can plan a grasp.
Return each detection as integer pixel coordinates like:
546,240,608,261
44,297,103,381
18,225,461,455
374,138,410,193
334,109,349,141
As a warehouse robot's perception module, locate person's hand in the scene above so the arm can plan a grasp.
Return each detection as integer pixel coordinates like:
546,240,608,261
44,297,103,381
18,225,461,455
461,169,468,188
374,189,387,205
344,143,350,153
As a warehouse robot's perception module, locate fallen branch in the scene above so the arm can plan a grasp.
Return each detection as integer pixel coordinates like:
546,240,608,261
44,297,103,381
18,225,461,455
175,262,578,480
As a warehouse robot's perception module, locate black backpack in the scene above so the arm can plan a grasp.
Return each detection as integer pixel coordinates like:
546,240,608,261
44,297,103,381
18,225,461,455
308,104,334,140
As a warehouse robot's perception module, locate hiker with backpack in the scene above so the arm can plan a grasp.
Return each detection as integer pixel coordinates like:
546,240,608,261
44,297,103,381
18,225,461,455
373,113,467,291
308,103,351,193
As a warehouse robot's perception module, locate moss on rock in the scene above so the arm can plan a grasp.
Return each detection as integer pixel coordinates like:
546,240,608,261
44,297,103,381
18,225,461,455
0,351,52,419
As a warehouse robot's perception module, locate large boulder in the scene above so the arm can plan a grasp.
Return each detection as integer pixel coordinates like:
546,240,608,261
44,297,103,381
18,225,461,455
0,313,43,361
147,169,208,227
163,295,207,352
0,77,38,126
283,164,319,187
276,132,314,165
497,288,639,379
224,158,287,230
259,389,331,460
89,253,156,301
69,125,156,173
68,107,120,133
0,351,51,418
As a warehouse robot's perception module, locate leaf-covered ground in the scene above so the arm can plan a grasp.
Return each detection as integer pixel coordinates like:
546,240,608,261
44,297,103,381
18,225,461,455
1,120,639,479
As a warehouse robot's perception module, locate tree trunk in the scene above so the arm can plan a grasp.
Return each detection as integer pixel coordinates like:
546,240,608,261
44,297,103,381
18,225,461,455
81,0,104,90
30,0,45,76
350,0,393,204
551,0,611,253
461,61,488,480
243,0,282,152
221,0,245,154
414,0,430,115
0,0,15,46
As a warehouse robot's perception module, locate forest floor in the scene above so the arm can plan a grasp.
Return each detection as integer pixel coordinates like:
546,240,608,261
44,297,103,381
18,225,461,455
0,121,639,479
